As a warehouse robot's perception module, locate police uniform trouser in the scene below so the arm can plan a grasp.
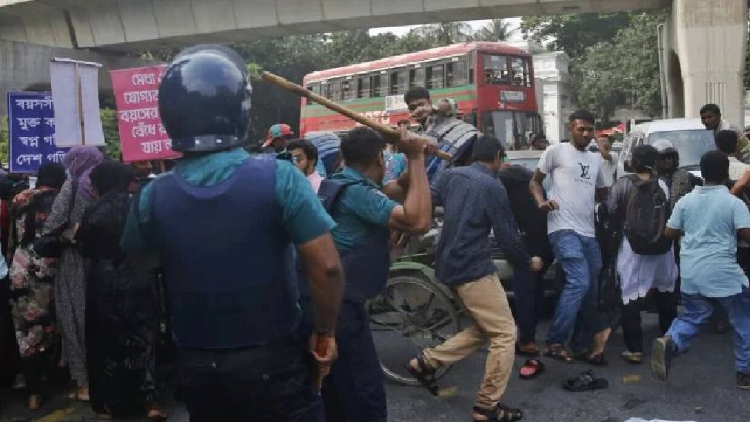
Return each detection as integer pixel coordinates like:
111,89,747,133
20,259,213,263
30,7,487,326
179,337,323,422
299,297,387,422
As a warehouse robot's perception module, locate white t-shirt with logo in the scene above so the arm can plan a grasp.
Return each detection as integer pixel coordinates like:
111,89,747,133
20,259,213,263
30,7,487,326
538,143,607,237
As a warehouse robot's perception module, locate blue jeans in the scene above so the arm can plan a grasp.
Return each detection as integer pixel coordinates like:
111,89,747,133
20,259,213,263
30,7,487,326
546,230,608,346
667,287,750,373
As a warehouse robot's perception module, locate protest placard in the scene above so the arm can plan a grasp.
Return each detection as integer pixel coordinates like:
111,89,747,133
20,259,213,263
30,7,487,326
50,58,105,147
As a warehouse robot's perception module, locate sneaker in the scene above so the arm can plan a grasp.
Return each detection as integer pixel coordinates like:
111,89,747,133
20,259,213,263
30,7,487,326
737,372,750,390
621,350,643,364
651,337,676,381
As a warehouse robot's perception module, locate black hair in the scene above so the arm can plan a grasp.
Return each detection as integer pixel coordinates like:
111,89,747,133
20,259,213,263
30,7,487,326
630,144,659,174
715,130,739,155
471,135,505,163
286,138,319,167
700,103,721,116
90,160,134,197
404,87,430,104
340,127,387,168
568,109,596,125
37,163,66,191
397,119,410,126
700,150,730,184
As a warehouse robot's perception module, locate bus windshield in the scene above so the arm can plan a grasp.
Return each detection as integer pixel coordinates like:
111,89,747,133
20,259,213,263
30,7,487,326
481,111,542,147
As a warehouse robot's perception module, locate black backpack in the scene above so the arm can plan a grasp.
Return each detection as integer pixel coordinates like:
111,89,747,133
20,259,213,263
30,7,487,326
623,174,672,255
317,179,362,214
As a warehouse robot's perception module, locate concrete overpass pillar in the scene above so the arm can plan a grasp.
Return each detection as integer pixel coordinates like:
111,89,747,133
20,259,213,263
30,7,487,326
671,0,748,127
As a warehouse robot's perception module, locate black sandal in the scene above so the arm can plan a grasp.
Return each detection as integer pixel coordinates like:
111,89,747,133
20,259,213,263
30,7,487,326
473,404,523,421
544,344,573,363
562,370,608,392
406,355,439,396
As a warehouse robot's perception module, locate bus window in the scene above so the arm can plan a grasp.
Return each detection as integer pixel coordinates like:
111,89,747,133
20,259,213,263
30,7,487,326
483,54,509,85
447,60,468,87
306,82,320,95
378,74,388,97
511,57,530,87
426,63,445,89
328,80,342,101
358,76,371,99
372,75,381,97
409,68,425,88
342,79,356,101
390,69,409,95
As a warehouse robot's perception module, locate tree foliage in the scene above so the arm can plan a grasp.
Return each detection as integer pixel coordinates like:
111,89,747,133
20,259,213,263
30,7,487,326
523,12,664,121
474,20,510,42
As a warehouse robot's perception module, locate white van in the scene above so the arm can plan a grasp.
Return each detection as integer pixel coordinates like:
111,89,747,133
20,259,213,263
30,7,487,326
616,118,715,180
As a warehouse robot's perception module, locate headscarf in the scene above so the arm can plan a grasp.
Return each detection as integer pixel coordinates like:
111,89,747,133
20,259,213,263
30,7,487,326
62,146,104,200
36,163,66,191
90,161,135,197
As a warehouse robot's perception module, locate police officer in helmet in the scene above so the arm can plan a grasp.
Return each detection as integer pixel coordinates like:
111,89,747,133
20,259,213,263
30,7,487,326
122,44,344,421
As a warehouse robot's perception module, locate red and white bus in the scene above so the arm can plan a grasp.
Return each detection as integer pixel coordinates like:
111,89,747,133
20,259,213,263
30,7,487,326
300,42,542,146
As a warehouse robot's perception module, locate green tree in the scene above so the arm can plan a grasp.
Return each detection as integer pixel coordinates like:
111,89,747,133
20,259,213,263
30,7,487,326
0,116,8,166
574,12,665,120
100,108,122,159
521,13,630,58
474,19,510,42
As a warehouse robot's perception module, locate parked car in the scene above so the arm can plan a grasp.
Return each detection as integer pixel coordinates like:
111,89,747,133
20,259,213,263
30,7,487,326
617,118,715,180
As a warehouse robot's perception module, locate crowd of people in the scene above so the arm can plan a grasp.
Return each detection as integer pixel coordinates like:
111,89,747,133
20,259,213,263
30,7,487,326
1,42,750,422
0,149,168,419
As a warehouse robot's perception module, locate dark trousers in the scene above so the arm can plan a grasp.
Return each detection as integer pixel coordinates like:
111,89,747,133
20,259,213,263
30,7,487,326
299,298,387,422
179,338,323,422
512,263,552,345
621,292,677,353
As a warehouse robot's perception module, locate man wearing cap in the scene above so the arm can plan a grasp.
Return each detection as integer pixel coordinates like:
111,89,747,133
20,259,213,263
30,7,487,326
263,123,295,154
122,45,344,422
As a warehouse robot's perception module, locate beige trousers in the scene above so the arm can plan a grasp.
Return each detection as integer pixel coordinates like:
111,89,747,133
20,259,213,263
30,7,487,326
422,274,516,408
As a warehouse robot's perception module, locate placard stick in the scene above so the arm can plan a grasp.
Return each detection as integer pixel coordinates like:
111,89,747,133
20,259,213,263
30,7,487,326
261,71,452,161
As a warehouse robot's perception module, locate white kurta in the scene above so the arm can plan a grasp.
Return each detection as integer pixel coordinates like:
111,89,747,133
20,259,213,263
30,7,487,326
616,237,678,304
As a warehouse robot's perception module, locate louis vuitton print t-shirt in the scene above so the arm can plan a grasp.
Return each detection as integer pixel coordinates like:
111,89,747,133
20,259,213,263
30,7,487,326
537,142,607,238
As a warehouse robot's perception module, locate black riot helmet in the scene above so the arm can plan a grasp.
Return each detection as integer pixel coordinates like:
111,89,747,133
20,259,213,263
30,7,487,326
158,44,252,153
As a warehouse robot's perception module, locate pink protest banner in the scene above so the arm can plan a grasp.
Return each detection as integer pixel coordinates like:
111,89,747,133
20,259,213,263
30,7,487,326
110,65,180,162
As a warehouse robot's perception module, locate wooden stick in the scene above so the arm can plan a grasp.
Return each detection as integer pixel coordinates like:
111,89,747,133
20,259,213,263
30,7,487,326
261,71,452,161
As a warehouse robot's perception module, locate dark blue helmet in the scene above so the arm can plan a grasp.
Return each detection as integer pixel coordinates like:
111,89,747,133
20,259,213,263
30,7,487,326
158,45,252,153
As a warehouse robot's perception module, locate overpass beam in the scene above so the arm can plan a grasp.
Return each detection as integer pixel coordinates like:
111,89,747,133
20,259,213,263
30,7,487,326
671,0,748,127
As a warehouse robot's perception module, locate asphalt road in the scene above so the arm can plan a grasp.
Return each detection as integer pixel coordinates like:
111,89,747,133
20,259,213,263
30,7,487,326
2,314,749,422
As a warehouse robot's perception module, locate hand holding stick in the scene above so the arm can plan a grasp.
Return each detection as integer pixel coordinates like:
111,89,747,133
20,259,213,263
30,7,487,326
261,71,452,161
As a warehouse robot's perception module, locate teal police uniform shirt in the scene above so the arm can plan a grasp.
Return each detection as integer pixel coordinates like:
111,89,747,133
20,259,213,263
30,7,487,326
121,148,335,251
329,166,398,251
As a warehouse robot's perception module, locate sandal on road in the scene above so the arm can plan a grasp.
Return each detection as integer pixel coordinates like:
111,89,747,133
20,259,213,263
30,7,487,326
519,359,545,380
563,370,608,392
406,355,439,396
544,344,573,363
473,404,523,421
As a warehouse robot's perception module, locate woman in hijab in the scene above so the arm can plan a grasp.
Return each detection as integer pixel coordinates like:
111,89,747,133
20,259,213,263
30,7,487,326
7,163,66,410
43,146,104,401
77,161,165,421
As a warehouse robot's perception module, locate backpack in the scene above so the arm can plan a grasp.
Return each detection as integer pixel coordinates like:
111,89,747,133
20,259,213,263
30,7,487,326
317,179,362,215
623,174,672,255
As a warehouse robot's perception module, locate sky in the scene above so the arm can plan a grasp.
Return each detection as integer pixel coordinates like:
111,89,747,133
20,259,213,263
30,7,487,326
369,18,523,38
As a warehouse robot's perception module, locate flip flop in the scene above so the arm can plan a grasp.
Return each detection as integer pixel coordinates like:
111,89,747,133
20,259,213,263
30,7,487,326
563,370,608,392
519,359,545,380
